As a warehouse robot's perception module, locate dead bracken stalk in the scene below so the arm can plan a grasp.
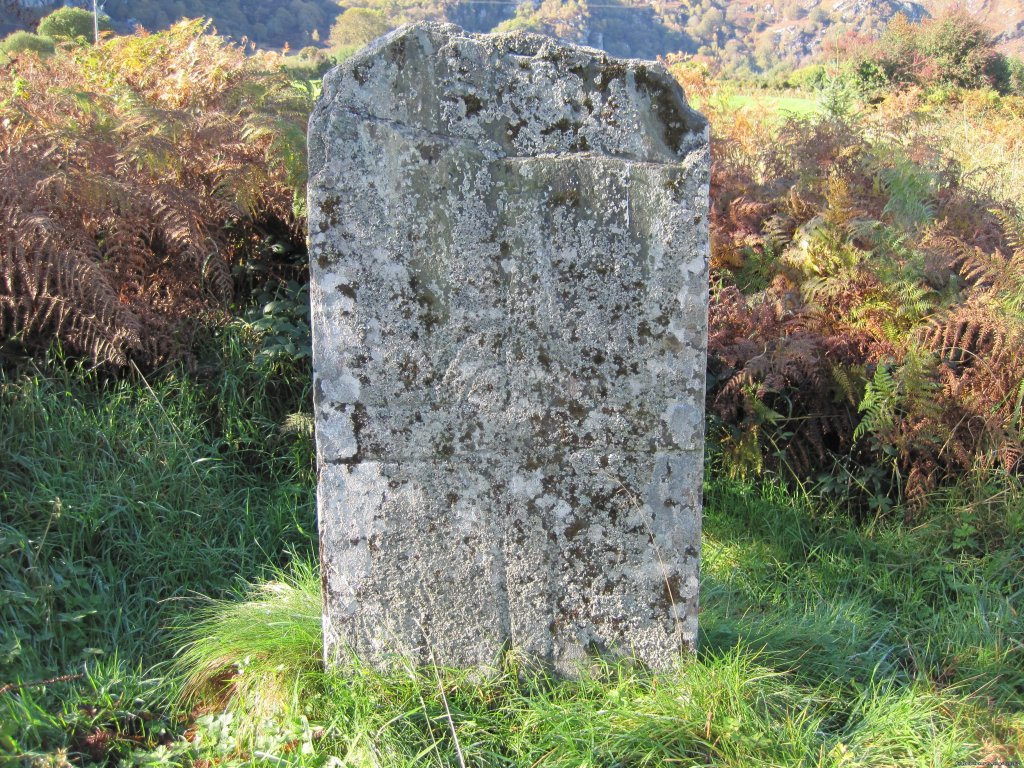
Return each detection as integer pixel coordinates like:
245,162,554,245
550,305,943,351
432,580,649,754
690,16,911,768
0,672,83,695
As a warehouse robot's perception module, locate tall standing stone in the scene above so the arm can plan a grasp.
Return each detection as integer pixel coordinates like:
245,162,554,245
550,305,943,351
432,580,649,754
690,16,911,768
308,22,709,673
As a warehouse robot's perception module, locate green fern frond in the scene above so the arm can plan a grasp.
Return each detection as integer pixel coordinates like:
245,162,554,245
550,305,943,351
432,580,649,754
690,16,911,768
875,148,940,231
991,208,1024,251
854,363,898,442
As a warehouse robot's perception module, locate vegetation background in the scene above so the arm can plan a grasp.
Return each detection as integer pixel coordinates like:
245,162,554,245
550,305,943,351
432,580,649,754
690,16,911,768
4,0,1024,70
0,3,1022,766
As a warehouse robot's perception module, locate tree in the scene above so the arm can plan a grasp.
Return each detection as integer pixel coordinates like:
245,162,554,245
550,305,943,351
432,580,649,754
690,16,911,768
328,8,391,50
918,9,1003,89
37,7,112,43
693,7,724,42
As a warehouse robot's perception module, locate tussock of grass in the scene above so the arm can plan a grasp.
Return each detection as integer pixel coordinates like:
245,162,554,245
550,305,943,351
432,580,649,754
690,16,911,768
173,560,323,717
173,558,1008,767
316,649,832,767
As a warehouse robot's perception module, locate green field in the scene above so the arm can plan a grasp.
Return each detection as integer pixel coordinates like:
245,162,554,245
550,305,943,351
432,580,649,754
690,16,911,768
689,89,822,117
726,91,821,115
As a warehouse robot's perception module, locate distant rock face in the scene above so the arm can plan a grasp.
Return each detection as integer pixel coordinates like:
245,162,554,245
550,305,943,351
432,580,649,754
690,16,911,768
308,22,709,674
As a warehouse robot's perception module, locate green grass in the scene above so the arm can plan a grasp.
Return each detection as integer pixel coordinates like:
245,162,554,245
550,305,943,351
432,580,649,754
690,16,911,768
0,327,317,761
1,336,1022,765
163,553,1019,767
724,92,821,116
691,89,822,118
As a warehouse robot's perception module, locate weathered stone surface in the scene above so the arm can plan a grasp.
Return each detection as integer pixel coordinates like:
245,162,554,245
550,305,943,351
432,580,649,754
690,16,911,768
309,22,709,673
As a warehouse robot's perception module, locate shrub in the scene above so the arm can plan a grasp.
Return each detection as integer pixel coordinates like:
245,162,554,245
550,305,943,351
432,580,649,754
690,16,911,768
699,18,1024,509
846,58,888,98
702,79,1024,508
0,31,55,57
787,63,828,90
846,10,1011,94
917,9,1004,90
0,21,311,369
37,6,113,43
1007,56,1024,96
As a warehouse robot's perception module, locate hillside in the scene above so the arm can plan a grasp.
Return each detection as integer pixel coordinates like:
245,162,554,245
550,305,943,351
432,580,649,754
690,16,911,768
11,0,1024,67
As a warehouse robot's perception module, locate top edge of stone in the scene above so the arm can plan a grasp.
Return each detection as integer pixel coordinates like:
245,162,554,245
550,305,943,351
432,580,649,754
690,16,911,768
309,21,708,169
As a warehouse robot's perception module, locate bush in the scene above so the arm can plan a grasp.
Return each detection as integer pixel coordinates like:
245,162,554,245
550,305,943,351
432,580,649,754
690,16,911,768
787,63,828,90
846,58,889,98
0,31,55,57
37,6,113,42
917,9,1004,90
0,21,311,369
281,45,333,78
1007,56,1024,96
848,10,1011,94
701,76,1024,507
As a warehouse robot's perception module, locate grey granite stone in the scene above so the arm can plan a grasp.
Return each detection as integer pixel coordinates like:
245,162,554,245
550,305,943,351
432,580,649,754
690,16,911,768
308,21,709,673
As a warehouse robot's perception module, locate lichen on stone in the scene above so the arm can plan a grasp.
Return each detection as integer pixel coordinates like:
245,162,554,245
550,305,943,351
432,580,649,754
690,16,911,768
309,22,709,675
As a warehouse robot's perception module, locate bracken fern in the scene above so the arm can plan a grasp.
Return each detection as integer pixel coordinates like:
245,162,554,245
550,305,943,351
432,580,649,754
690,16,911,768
0,20,308,369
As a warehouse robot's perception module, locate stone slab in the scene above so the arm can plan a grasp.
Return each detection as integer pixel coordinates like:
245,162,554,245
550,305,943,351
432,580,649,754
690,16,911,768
308,22,709,673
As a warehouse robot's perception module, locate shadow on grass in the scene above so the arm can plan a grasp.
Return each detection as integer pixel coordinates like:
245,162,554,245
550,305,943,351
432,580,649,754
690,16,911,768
698,477,1024,707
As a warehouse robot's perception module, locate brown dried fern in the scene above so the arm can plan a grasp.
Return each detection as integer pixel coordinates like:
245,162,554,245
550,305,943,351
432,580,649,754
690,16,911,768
0,20,307,368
